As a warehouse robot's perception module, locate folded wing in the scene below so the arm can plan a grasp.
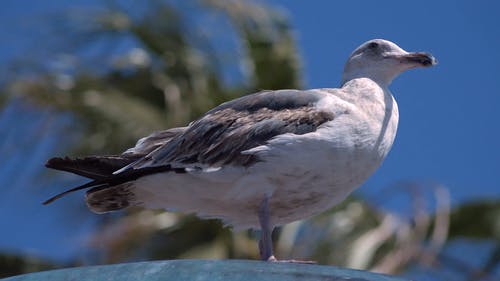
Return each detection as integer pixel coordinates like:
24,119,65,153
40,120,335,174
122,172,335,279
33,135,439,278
44,89,335,205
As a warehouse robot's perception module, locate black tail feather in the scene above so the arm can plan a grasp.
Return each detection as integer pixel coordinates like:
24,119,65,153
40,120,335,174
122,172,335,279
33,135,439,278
43,164,183,205
45,156,137,180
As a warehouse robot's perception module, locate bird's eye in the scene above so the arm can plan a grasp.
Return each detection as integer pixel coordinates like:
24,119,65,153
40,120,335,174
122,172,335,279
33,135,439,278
368,42,379,49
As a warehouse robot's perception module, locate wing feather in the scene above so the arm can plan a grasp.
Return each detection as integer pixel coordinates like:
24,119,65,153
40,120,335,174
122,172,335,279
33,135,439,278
44,89,335,205
129,90,334,169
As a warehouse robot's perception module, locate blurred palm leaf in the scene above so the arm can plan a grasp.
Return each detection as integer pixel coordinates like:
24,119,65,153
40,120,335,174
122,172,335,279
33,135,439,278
0,253,60,278
448,200,500,240
5,0,302,156
2,0,302,264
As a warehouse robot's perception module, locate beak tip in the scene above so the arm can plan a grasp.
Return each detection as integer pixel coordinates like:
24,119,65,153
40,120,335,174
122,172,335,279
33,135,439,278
415,53,437,67
428,55,438,66
419,53,437,67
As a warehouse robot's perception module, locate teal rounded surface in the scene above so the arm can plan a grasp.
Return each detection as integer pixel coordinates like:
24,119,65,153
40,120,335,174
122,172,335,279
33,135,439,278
2,259,409,281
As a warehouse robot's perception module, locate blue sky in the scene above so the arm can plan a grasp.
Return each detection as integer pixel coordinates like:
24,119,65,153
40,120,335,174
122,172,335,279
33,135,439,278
1,0,499,265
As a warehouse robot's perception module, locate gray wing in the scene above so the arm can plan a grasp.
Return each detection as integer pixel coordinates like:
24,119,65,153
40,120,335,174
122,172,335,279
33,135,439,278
122,127,187,157
44,89,334,205
128,89,335,169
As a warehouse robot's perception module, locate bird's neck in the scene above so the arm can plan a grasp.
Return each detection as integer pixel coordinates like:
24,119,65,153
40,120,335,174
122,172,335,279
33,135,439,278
341,76,391,95
340,77,399,161
341,66,397,88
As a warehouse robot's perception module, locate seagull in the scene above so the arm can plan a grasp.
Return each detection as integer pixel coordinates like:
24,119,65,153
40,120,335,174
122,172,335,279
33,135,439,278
44,39,436,262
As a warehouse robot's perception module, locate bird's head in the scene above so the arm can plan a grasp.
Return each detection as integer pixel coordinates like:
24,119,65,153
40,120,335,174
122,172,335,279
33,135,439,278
341,39,436,87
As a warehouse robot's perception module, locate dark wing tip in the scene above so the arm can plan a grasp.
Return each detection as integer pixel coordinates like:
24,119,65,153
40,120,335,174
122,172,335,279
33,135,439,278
42,195,61,205
45,156,68,169
43,191,68,205
42,180,103,205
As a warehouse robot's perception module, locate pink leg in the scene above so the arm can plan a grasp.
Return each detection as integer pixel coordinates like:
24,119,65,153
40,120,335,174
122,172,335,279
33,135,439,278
258,196,275,261
257,196,316,264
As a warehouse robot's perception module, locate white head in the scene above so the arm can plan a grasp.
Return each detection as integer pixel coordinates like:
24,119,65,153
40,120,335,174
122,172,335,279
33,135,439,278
341,39,436,87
